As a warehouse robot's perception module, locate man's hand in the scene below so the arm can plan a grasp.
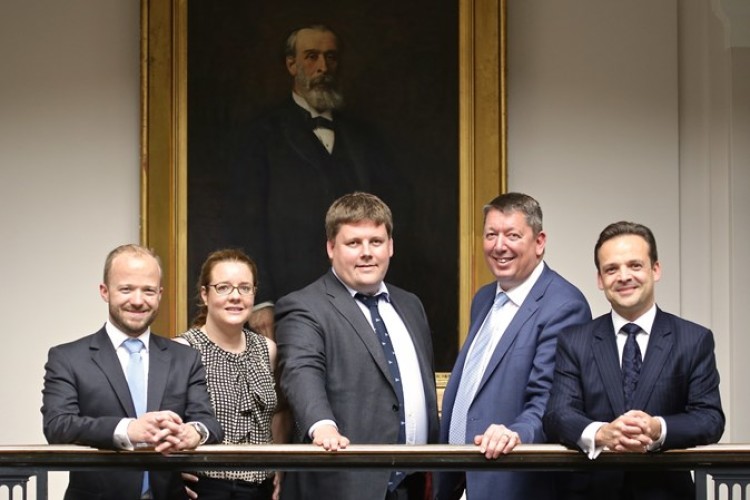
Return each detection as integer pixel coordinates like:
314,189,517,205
181,472,198,499
249,305,275,340
127,411,201,454
474,424,521,459
127,410,183,447
272,471,283,500
595,411,657,453
311,424,350,451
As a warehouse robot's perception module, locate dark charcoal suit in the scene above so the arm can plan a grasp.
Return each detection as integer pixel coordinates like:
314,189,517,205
42,327,223,500
275,271,439,500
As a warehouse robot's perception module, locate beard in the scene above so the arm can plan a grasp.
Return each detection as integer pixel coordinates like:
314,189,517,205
296,72,344,112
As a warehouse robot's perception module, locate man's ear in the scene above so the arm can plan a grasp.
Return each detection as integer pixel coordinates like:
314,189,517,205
286,56,297,76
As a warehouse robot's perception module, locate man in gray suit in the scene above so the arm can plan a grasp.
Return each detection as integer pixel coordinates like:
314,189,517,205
275,192,439,500
42,244,223,500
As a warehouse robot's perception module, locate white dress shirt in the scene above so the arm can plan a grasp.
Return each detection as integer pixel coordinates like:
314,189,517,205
292,92,335,153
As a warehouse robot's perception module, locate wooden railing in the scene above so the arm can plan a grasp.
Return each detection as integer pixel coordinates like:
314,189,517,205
2,444,750,499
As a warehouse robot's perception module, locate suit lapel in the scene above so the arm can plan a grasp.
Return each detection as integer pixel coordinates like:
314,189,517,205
592,317,626,414
324,273,394,389
89,329,136,417
147,335,170,412
475,268,554,394
632,309,673,409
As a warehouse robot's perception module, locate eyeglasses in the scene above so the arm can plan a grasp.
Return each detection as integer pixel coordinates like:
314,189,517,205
207,283,256,296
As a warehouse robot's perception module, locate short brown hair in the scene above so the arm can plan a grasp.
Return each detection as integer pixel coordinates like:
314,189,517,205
103,244,162,285
325,192,393,241
191,248,259,327
594,221,658,270
483,192,543,235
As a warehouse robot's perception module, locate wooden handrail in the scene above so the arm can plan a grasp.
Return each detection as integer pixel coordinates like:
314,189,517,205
2,444,750,472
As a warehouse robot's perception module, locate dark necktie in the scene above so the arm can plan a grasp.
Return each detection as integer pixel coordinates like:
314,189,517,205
310,115,334,130
621,323,642,409
355,293,405,491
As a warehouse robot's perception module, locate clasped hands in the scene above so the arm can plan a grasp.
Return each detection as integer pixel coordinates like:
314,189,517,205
595,410,662,453
127,410,201,454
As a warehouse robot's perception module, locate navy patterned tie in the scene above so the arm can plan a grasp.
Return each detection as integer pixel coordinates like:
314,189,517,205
621,323,642,409
355,293,405,491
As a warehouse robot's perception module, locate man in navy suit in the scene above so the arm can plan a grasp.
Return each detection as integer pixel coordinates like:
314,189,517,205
42,244,223,500
437,193,592,500
543,221,725,499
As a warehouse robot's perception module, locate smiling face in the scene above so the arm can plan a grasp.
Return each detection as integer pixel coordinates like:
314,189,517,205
483,208,546,290
596,234,661,321
327,220,393,295
201,260,256,331
100,252,162,337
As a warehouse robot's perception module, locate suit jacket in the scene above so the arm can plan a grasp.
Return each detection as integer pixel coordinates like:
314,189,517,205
436,264,591,500
275,271,439,500
542,309,725,500
41,327,223,500
198,97,401,304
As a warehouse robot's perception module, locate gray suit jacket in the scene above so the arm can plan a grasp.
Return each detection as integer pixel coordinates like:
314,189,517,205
275,270,439,500
42,327,223,500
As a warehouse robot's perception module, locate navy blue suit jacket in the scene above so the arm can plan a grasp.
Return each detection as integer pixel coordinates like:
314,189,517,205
543,309,725,499
437,264,591,500
42,327,223,500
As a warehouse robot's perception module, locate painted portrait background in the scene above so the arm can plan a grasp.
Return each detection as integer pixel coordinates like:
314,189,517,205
186,1,460,369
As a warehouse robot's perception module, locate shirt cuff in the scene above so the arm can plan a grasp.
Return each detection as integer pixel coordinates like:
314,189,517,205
113,418,136,450
308,419,337,439
648,417,667,451
578,422,607,460
188,421,210,445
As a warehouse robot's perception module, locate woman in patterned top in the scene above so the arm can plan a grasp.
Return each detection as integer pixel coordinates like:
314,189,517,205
176,249,290,500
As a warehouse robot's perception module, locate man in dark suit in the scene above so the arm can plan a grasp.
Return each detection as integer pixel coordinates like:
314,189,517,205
42,244,223,500
543,221,725,499
436,192,592,500
275,192,439,500
212,24,397,326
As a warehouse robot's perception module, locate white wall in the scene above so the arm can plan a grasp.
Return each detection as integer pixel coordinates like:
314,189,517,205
507,0,681,317
0,0,140,495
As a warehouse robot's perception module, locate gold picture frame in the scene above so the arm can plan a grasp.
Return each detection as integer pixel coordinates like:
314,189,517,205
140,0,506,348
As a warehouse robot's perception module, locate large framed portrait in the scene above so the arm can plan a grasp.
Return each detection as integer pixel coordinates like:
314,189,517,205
141,0,506,371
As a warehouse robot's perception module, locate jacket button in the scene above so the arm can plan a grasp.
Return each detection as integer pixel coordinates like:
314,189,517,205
392,404,399,412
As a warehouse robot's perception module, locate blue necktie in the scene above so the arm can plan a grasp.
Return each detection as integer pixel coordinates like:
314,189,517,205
123,338,149,496
621,323,642,409
449,292,509,444
355,293,405,491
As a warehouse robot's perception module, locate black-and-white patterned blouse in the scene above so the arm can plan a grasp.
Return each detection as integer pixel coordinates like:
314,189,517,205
180,327,277,483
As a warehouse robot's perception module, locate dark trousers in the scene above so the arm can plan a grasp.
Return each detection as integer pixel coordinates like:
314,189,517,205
190,476,273,500
385,473,427,500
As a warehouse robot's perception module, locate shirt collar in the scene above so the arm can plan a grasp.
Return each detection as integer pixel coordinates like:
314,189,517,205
610,304,657,336
495,260,546,307
292,92,334,121
331,267,390,302
105,320,151,351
